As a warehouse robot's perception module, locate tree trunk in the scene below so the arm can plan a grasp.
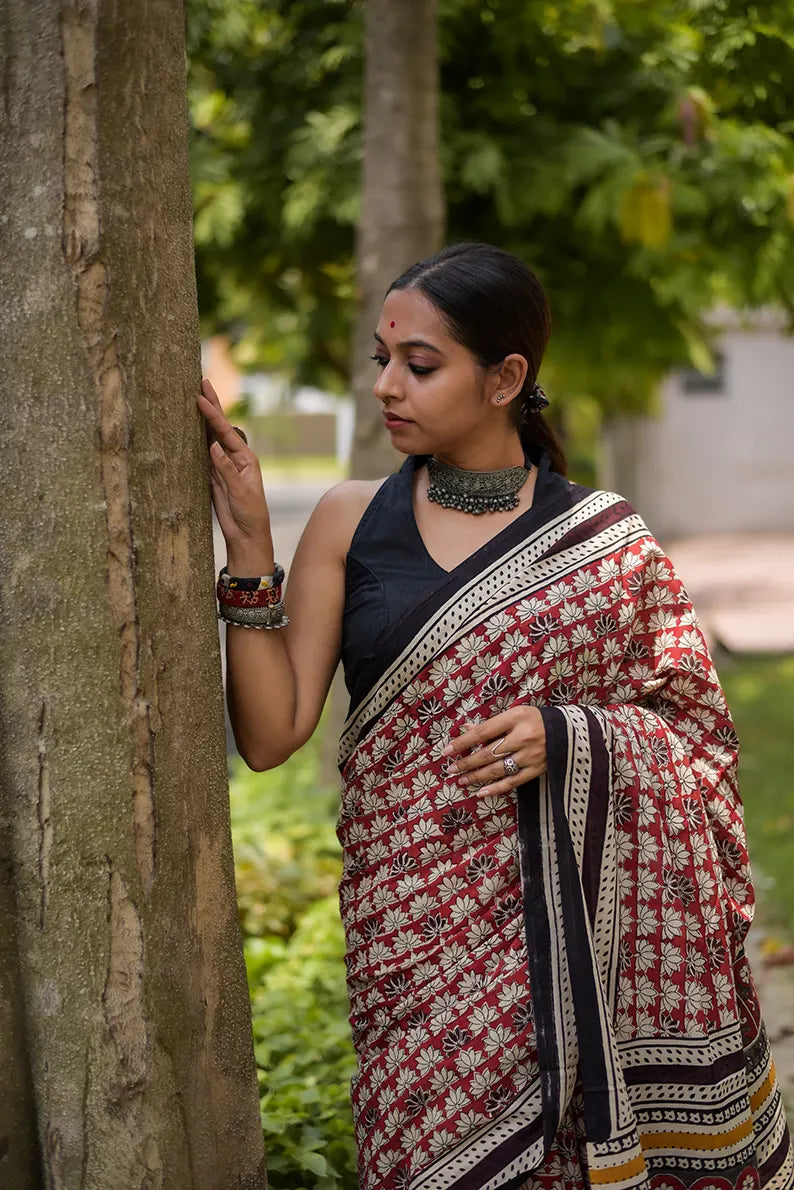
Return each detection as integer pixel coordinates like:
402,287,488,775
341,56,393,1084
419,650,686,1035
0,3,266,1186
348,0,445,481
322,0,446,784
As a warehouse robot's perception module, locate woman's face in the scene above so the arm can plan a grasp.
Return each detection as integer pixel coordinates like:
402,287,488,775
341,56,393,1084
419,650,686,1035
372,287,498,456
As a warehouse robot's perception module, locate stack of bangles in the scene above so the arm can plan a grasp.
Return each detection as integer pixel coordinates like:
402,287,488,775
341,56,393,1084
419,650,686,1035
216,563,290,630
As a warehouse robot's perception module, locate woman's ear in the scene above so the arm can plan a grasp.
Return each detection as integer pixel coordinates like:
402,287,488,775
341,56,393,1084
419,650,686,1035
487,353,529,408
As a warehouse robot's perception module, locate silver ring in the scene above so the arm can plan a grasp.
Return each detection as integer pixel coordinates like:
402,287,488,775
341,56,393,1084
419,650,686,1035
491,736,509,758
502,755,519,777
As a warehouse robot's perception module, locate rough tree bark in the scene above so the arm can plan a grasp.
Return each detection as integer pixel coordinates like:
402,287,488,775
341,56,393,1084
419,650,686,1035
348,0,446,480
0,2,266,1186
321,0,446,783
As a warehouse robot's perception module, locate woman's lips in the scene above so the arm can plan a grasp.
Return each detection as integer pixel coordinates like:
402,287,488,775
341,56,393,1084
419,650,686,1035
383,412,412,428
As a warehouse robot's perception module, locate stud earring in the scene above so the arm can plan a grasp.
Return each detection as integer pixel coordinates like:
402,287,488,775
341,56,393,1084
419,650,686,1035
496,393,506,403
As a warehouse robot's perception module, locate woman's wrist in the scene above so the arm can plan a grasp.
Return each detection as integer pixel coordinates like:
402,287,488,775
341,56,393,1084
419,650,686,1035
217,551,288,630
225,544,276,577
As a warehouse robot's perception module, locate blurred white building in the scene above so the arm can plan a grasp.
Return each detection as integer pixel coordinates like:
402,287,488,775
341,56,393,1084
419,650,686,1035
600,310,794,537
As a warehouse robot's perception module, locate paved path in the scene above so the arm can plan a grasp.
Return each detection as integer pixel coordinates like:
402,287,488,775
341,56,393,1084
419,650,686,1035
665,533,794,654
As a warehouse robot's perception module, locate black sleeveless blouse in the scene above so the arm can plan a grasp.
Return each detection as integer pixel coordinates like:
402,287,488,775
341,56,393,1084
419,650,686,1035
341,447,554,712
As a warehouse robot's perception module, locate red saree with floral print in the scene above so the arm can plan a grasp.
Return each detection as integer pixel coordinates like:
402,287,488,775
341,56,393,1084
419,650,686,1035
336,465,793,1190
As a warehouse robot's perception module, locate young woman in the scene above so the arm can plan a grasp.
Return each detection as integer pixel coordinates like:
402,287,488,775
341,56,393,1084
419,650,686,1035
196,242,793,1190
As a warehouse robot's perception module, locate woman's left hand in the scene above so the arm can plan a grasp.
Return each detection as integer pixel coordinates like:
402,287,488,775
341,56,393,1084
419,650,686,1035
442,706,547,796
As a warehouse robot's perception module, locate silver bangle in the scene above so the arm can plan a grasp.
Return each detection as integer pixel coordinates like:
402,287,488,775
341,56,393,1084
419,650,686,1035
217,603,289,630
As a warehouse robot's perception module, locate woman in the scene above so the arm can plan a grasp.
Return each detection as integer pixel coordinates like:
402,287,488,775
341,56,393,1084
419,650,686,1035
196,242,793,1190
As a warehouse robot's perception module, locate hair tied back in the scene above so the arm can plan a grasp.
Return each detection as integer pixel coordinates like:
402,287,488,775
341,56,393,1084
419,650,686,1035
527,382,550,413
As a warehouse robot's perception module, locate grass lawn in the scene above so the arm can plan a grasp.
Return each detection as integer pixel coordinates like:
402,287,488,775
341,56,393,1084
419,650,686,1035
719,654,794,937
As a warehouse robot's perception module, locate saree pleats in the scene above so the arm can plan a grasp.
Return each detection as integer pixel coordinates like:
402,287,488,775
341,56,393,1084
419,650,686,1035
336,490,793,1190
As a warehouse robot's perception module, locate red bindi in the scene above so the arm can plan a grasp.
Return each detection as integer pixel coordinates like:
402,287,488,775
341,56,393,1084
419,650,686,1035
390,321,395,328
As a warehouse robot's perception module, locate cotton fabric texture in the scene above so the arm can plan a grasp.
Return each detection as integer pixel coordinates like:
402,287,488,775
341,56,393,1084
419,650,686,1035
337,452,793,1190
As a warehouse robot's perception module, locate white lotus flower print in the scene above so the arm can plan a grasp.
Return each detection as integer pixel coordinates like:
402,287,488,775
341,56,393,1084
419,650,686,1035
541,636,569,662
558,602,581,626
634,868,657,902
456,1108,486,1134
455,633,483,665
412,819,441,843
428,1128,456,1156
510,654,538,680
572,570,599,594
450,894,479,923
469,1068,498,1097
635,903,659,935
429,655,457,684
484,1025,513,1054
660,942,684,975
583,590,612,615
569,624,594,648
455,1049,480,1075
471,653,499,684
684,982,712,1015
442,676,472,704
469,1004,498,1034
377,1149,402,1175
597,558,621,583
661,905,684,939
443,1087,470,1115
485,611,514,639
500,630,527,656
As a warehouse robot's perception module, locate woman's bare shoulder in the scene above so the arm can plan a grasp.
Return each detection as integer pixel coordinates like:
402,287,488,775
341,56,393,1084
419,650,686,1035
308,476,392,557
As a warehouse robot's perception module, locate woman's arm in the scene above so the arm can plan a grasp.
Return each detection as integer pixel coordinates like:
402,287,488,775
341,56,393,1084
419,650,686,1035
225,481,369,770
196,376,380,771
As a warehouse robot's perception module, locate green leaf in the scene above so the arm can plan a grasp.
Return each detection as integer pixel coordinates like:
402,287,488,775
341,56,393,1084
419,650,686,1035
298,1152,329,1177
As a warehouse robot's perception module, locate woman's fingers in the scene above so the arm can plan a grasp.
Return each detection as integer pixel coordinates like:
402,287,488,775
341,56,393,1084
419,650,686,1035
470,769,539,798
444,706,547,786
200,376,222,409
457,755,529,787
442,708,521,758
197,378,222,446
196,380,251,467
197,384,272,549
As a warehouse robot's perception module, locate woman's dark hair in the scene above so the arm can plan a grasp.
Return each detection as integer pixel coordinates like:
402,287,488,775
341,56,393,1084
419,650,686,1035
387,242,566,475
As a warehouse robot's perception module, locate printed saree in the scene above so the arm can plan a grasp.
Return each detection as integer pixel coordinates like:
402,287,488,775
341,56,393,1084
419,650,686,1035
336,481,793,1190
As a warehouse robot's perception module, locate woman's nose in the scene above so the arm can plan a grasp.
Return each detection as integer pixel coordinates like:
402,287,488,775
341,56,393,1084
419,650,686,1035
373,363,400,402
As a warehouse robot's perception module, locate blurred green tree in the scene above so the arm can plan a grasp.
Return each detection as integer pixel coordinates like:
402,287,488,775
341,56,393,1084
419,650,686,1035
187,0,794,433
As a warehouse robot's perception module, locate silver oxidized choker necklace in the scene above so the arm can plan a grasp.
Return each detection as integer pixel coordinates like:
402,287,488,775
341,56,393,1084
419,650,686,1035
426,455,530,515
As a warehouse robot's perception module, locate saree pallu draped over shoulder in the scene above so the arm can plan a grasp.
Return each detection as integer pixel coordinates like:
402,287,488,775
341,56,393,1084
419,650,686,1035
336,483,794,1190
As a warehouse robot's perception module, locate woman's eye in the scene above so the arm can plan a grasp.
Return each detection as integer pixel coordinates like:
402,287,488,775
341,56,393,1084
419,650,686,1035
369,354,434,377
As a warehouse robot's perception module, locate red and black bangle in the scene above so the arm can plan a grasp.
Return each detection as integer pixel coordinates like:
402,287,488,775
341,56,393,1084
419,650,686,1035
217,584,283,609
216,564,289,630
217,562,285,593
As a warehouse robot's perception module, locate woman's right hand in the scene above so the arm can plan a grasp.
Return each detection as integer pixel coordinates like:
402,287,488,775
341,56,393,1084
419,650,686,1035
195,377,274,566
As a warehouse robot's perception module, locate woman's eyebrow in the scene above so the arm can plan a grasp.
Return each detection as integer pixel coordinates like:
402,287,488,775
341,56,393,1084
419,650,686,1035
374,331,444,355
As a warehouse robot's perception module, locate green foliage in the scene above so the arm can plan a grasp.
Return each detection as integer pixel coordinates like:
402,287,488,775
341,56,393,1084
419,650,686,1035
231,741,342,940
439,0,794,415
720,654,794,934
186,0,362,389
250,897,358,1187
187,0,794,431
229,741,358,1188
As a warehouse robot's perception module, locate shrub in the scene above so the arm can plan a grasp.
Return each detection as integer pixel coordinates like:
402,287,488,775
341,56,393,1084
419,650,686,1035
229,743,358,1189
